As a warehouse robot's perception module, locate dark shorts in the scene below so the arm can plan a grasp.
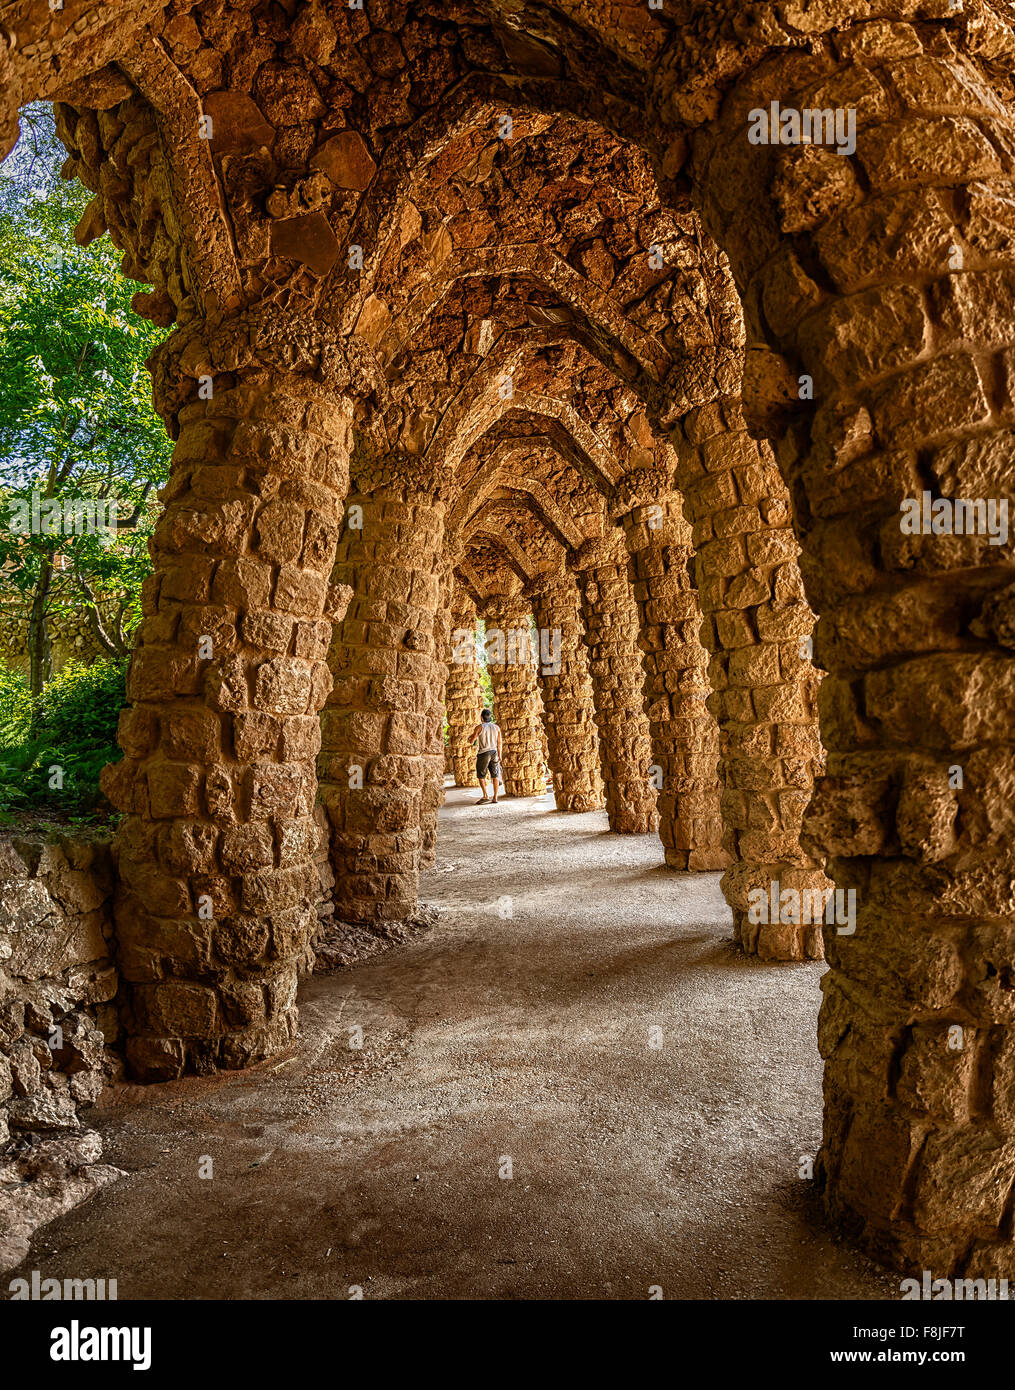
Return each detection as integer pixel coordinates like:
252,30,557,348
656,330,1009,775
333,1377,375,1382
476,750,500,779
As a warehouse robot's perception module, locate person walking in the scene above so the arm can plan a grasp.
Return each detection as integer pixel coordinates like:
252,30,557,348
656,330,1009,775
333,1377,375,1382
471,707,503,805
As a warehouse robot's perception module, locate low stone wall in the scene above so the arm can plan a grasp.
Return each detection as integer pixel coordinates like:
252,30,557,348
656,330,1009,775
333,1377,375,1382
0,605,108,680
0,831,124,1271
0,813,429,1270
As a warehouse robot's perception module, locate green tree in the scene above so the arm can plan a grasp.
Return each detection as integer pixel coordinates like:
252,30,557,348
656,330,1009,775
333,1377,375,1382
0,103,171,699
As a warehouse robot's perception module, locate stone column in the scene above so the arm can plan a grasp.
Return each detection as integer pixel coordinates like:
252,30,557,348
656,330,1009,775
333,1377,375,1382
574,535,658,834
691,27,1015,1273
445,586,483,788
669,400,829,960
623,217,826,957
616,486,728,870
101,312,352,1081
318,459,446,927
527,571,604,813
419,561,452,870
483,591,545,798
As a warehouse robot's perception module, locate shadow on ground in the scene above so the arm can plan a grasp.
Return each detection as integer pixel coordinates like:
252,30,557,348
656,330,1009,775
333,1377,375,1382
3,784,899,1300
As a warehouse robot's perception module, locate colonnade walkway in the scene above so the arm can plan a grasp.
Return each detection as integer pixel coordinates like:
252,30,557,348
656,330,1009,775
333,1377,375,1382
7,786,895,1299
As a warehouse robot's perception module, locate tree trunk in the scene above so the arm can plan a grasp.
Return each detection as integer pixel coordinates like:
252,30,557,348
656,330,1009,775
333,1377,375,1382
27,557,53,709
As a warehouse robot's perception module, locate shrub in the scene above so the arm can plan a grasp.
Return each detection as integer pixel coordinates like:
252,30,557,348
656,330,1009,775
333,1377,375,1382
0,663,32,750
0,658,125,821
39,657,126,746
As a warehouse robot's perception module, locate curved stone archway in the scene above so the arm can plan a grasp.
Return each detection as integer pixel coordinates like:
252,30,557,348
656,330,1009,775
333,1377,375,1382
8,0,1015,1287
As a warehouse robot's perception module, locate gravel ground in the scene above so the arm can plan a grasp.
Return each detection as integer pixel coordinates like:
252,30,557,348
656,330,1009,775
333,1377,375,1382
3,783,899,1300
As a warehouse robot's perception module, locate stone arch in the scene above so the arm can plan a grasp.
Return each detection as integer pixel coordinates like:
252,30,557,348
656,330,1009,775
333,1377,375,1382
453,467,585,554
431,391,621,489
358,144,825,949
2,4,690,1093
458,483,654,829
13,0,1015,1290
326,64,654,330
1,0,811,1039
453,557,486,609
462,521,542,588
40,57,826,1084
378,246,666,383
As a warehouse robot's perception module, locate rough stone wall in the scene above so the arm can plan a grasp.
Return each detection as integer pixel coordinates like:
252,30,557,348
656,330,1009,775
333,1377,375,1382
0,832,123,1271
691,22,1015,1273
100,343,353,1083
618,491,727,871
0,602,108,678
419,561,453,870
310,804,335,954
445,588,483,788
528,571,604,814
575,536,658,835
671,400,829,960
482,593,546,799
319,475,445,925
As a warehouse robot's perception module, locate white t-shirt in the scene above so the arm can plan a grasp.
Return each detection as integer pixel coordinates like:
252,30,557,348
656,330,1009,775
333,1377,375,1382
477,722,499,752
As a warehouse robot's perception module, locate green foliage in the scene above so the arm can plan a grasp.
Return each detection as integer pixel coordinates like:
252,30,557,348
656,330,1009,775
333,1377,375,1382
38,657,126,745
0,103,171,677
0,737,120,822
0,658,124,821
476,620,494,710
0,107,149,820
0,663,32,748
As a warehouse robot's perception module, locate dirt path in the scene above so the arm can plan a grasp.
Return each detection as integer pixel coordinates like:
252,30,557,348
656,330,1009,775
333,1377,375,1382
4,785,897,1300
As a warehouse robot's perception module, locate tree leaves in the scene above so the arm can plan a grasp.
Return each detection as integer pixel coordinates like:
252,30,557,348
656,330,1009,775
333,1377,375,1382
0,103,173,679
